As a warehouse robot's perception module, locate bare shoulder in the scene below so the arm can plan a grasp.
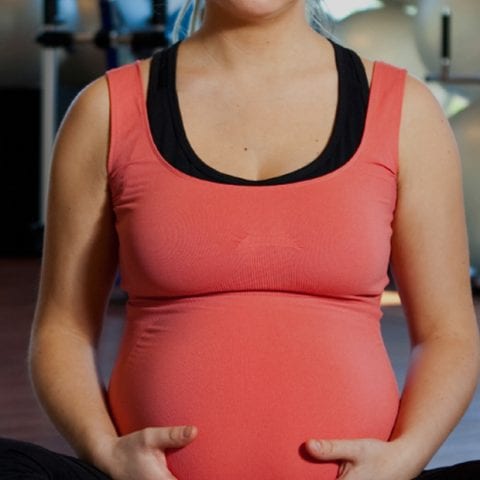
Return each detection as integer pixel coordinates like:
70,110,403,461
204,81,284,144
55,74,111,180
399,72,457,178
400,72,449,134
65,74,110,131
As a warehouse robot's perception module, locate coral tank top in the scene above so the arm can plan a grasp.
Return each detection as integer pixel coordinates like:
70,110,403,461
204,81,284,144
105,52,407,480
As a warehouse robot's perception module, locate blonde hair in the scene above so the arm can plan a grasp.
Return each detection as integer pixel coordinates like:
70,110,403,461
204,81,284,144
171,0,332,43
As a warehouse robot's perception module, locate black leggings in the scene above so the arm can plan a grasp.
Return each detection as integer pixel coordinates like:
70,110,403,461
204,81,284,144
1,437,479,479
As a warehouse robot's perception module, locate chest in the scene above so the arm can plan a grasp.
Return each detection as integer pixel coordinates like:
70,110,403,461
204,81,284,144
175,70,338,181
112,157,397,300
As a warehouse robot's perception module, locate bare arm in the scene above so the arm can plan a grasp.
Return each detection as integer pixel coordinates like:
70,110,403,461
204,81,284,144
28,75,198,480
306,73,480,479
28,75,120,465
387,74,480,472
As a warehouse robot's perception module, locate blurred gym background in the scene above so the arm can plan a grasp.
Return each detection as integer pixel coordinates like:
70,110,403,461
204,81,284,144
1,0,479,469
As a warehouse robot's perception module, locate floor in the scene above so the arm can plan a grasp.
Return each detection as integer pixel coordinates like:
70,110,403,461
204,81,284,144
0,257,479,469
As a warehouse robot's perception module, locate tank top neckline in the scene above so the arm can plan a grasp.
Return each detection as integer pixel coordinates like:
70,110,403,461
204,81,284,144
164,38,348,185
134,46,382,190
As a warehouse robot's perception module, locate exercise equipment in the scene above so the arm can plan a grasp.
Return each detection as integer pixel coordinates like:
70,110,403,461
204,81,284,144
58,0,116,87
415,0,480,100
0,0,43,87
58,0,161,86
35,0,168,230
334,4,425,76
333,3,452,109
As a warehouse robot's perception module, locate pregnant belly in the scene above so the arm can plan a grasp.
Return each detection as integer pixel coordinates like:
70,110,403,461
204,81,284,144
107,292,400,480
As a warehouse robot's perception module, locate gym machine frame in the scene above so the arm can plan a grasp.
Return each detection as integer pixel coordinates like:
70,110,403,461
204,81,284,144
425,8,480,85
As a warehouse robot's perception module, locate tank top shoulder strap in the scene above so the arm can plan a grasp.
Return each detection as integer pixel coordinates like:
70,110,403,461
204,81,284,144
105,60,150,179
362,61,407,177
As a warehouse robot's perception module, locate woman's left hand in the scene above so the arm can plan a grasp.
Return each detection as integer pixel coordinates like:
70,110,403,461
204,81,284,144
305,437,419,480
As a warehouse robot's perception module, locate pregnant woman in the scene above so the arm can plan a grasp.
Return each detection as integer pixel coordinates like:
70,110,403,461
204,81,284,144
1,0,480,479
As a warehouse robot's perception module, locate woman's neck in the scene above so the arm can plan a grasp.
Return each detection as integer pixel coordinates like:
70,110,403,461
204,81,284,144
185,0,328,77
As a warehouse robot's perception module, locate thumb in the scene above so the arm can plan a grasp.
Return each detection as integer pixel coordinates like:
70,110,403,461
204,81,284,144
306,438,362,462
147,425,198,449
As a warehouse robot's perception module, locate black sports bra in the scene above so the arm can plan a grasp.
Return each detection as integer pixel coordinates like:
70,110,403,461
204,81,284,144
147,38,370,186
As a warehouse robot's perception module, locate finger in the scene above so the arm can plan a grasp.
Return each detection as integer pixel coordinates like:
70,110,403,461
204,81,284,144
143,425,198,449
306,438,364,462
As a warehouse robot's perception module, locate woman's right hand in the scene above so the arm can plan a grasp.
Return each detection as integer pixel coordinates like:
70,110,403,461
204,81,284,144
100,425,198,480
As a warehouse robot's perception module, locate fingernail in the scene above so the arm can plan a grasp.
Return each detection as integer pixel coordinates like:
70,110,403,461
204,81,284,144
183,426,193,438
311,440,321,451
